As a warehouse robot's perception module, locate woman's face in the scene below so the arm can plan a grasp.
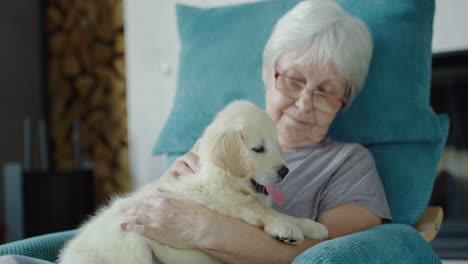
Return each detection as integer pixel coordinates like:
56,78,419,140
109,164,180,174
264,54,347,152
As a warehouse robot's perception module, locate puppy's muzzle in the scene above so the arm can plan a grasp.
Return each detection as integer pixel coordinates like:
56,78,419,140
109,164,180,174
277,165,289,180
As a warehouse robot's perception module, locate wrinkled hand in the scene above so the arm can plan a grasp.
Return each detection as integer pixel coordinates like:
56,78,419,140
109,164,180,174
160,140,201,181
121,189,214,250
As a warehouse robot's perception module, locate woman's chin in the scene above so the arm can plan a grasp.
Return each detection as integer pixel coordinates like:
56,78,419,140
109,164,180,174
277,118,327,147
278,123,308,141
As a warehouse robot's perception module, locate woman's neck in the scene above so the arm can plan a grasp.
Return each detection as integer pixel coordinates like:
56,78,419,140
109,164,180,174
279,135,327,152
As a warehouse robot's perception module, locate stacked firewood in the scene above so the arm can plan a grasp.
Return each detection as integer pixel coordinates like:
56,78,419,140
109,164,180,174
46,0,131,204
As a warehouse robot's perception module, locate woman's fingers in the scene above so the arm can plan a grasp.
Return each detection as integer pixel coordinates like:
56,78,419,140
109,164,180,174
191,140,201,154
161,142,201,181
165,160,192,180
124,214,153,225
171,153,199,175
182,152,200,173
122,209,163,240
174,164,194,177
176,153,199,172
121,223,156,240
125,202,155,218
120,192,210,250
147,193,190,210
155,188,183,198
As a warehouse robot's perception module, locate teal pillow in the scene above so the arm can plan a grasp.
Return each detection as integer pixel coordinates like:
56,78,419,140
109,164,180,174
154,0,450,224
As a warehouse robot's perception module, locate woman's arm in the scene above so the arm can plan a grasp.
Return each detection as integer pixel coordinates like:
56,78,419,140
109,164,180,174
317,202,382,239
122,190,381,264
122,191,317,264
198,201,381,264
196,207,321,264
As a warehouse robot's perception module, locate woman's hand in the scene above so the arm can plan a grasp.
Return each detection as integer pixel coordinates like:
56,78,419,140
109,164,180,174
160,140,201,181
121,189,216,250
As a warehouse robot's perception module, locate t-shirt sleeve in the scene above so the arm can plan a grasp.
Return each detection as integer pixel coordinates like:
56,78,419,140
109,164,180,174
318,145,392,221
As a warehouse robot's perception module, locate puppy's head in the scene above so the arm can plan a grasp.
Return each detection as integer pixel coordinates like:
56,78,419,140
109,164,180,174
199,100,288,196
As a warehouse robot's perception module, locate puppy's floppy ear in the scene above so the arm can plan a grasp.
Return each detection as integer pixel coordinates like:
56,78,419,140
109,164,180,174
208,129,254,178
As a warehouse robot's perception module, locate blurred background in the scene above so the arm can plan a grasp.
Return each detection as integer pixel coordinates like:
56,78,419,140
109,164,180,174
0,0,467,261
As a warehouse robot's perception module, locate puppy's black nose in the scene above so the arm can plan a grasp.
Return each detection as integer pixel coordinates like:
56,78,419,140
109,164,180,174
277,166,289,180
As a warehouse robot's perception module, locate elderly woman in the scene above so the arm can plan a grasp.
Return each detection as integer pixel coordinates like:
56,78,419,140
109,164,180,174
122,0,391,263
0,0,390,264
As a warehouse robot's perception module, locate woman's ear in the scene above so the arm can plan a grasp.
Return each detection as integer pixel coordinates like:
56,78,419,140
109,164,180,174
208,129,253,179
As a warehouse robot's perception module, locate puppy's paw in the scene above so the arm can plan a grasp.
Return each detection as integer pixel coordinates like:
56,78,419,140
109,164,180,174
264,217,304,245
295,218,328,240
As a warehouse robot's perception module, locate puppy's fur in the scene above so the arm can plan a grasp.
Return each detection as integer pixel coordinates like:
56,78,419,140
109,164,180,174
58,101,328,264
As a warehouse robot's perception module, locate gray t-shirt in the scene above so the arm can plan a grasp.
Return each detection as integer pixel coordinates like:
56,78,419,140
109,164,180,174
272,137,392,221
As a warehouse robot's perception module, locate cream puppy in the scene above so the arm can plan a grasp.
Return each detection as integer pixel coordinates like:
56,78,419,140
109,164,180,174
58,100,328,264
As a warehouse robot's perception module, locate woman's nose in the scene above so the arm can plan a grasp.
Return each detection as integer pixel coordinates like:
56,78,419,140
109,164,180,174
295,90,314,112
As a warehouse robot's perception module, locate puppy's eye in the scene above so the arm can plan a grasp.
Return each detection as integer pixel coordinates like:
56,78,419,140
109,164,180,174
251,145,265,153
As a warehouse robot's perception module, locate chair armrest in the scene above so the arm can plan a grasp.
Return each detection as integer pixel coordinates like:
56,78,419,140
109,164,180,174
412,206,443,242
0,230,76,262
293,224,441,264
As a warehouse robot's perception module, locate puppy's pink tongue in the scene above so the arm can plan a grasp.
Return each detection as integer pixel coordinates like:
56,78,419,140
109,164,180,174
266,185,284,205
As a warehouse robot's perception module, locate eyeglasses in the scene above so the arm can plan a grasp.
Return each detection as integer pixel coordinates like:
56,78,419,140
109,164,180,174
274,72,347,114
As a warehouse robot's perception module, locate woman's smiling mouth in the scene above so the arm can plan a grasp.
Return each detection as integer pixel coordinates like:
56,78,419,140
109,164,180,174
285,113,308,126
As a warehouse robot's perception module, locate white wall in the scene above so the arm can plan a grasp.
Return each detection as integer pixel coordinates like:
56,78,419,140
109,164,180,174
124,0,178,188
433,0,468,52
124,0,468,189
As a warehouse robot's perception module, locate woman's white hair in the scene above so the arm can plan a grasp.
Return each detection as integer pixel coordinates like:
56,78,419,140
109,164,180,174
263,0,373,107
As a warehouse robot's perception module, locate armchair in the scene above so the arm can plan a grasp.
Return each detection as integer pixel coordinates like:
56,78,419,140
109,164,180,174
0,211,444,263
0,0,448,263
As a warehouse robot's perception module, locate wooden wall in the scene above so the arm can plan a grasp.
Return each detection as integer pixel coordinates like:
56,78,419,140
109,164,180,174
45,0,131,204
